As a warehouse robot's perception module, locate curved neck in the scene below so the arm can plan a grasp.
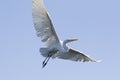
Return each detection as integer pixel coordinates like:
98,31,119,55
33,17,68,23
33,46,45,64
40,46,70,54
62,40,69,52
61,39,77,52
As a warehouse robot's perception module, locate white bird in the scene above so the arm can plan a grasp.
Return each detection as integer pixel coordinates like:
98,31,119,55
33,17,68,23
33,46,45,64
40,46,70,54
32,0,96,68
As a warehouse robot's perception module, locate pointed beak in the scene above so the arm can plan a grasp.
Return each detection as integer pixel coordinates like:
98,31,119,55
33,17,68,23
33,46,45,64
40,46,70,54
70,39,78,42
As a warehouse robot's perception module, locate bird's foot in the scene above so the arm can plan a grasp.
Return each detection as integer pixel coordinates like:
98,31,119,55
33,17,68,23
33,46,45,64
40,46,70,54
42,60,45,65
42,62,47,68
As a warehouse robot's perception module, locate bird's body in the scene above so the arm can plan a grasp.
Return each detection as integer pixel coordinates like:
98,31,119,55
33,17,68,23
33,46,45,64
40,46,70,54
32,0,97,68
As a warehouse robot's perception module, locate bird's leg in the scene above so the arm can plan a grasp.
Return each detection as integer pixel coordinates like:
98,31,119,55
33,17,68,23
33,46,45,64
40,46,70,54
42,49,58,68
42,55,49,67
42,55,49,65
42,54,52,68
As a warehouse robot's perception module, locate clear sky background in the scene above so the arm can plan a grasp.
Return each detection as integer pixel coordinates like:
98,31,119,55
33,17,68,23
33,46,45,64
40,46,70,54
0,0,120,80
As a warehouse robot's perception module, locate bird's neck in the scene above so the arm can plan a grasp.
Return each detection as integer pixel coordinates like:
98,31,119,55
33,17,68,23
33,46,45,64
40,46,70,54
62,41,69,52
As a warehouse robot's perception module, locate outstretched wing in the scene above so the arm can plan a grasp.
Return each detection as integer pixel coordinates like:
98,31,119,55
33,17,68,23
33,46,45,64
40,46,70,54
58,48,96,62
32,0,60,47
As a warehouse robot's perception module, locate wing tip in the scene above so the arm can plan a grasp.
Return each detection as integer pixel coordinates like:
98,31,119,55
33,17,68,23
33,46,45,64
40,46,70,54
96,60,102,62
90,59,102,62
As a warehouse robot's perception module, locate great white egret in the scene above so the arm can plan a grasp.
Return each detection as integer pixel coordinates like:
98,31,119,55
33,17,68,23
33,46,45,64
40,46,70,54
32,0,97,68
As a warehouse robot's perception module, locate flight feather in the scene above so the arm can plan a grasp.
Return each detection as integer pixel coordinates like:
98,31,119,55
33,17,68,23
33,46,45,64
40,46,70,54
32,0,60,47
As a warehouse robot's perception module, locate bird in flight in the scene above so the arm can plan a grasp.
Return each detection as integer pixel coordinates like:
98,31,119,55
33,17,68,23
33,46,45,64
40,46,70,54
32,0,97,68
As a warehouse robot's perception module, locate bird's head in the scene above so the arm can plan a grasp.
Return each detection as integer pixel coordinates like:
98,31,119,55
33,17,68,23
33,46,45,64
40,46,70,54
62,38,78,52
63,38,78,44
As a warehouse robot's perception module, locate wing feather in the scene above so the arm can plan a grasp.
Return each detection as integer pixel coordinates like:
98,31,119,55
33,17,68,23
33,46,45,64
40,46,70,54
58,48,96,62
32,0,60,47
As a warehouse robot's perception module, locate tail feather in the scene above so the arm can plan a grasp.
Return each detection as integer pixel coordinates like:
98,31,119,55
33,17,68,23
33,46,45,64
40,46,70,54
40,48,49,57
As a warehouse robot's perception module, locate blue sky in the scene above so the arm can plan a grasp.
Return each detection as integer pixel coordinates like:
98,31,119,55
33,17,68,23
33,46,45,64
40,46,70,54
0,0,120,80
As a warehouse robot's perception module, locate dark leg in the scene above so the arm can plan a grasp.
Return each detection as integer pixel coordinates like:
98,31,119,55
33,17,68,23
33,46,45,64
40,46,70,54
42,54,52,68
42,55,49,65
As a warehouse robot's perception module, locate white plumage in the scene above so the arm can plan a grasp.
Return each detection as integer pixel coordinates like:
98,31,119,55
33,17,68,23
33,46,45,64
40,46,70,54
32,0,97,68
